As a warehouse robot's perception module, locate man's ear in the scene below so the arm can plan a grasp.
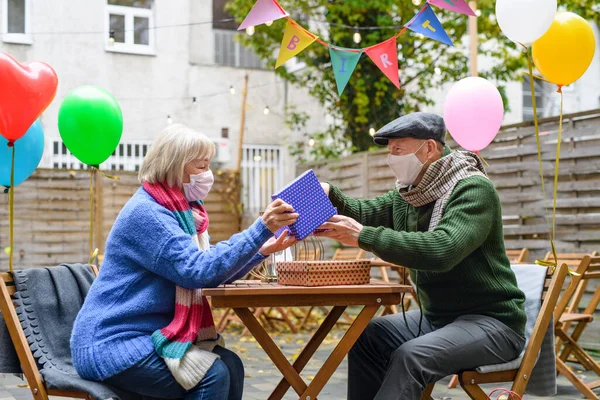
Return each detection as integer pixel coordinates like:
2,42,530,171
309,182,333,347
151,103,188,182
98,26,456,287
427,140,438,157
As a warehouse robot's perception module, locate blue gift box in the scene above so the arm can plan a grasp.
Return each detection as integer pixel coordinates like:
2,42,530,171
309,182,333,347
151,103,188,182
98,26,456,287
272,169,337,240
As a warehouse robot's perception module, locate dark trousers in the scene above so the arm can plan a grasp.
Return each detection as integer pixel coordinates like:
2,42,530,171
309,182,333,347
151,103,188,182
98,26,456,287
348,311,525,400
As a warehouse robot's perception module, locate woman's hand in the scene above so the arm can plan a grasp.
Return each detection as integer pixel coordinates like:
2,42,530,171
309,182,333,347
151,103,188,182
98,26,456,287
259,230,297,256
261,199,299,233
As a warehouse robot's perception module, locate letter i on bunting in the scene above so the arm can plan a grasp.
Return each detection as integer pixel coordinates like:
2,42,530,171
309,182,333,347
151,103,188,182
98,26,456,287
406,4,454,46
276,20,318,68
365,37,400,89
329,46,362,96
427,0,476,16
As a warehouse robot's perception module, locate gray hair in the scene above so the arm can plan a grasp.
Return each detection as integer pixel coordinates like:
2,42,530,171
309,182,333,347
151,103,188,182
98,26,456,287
138,124,216,187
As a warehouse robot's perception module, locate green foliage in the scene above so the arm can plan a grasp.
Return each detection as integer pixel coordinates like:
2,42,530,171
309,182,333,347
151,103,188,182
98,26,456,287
226,0,600,161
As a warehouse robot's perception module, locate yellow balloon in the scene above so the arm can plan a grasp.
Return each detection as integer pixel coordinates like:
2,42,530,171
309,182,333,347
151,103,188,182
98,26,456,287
532,12,596,87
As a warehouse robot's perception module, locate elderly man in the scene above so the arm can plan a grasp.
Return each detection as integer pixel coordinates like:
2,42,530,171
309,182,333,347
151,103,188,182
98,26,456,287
318,112,526,400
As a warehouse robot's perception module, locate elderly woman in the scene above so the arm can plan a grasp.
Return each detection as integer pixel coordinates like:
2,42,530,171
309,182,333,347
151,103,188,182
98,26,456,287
71,124,298,400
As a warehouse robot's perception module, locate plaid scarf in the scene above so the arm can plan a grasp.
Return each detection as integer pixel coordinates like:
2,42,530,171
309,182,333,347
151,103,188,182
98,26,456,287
398,150,488,231
143,181,221,390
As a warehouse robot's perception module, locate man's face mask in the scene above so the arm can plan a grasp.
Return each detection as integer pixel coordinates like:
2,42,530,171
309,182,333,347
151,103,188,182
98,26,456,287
386,141,427,187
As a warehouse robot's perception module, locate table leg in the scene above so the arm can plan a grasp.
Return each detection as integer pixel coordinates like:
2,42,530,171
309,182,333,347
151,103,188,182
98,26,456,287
269,306,347,399
234,308,308,397
301,305,380,399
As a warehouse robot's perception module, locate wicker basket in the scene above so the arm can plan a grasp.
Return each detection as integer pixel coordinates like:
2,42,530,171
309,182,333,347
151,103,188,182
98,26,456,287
276,260,372,287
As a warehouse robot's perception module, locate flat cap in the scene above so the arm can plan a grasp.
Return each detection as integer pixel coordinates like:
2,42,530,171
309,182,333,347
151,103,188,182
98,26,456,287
373,112,446,146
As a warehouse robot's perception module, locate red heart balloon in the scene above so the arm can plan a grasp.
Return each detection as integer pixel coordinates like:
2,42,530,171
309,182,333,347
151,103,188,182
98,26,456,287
0,53,58,143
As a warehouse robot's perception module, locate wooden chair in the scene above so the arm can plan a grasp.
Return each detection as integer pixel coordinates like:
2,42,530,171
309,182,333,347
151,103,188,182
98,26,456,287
554,255,600,399
0,266,98,400
506,248,529,263
446,249,585,390
545,251,598,323
423,263,569,400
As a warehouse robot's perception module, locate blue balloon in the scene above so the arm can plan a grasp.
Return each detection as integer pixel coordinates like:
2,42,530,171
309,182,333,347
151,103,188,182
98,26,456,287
0,120,44,187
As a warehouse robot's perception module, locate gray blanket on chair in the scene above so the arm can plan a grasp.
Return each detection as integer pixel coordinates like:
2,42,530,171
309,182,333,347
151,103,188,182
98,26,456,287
7,264,140,400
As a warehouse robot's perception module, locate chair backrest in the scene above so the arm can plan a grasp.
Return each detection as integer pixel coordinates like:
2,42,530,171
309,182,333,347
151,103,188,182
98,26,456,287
543,252,597,268
1,272,48,398
332,248,366,260
552,255,592,323
512,263,569,393
506,248,529,263
577,256,600,316
0,267,98,400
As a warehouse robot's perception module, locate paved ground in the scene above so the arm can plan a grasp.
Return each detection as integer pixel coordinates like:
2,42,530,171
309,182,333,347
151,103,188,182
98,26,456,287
1,329,597,400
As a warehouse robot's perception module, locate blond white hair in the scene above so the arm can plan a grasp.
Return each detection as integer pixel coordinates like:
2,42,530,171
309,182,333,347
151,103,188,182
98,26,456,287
139,124,216,187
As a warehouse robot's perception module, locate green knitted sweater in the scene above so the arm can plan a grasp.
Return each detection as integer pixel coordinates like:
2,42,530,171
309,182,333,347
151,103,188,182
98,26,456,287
329,174,526,336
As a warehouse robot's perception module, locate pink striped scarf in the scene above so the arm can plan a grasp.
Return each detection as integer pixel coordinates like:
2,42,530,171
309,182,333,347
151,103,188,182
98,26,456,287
144,181,221,390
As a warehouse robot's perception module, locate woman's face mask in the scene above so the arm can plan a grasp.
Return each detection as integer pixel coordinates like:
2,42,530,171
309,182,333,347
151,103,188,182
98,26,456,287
183,170,214,201
183,158,213,201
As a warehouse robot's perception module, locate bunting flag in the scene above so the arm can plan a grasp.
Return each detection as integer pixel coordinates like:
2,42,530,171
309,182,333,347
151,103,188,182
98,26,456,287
427,0,476,17
405,4,454,46
329,47,363,96
365,37,400,89
276,20,318,68
238,0,475,92
238,0,288,31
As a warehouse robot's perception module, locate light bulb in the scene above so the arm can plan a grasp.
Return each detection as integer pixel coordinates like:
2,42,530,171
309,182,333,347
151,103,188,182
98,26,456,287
265,20,273,27
434,67,441,76
353,31,362,44
369,128,376,136
253,155,262,161
264,106,270,115
308,138,315,147
167,115,173,125
412,0,420,5
246,26,255,36
475,10,482,17
229,85,236,95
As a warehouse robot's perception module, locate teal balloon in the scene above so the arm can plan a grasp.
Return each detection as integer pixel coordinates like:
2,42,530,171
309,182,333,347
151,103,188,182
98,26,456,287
329,47,363,96
58,86,123,166
0,120,44,187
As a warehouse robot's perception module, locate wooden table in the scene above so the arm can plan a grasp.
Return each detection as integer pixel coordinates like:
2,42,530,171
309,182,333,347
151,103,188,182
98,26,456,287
205,280,411,400
369,259,414,315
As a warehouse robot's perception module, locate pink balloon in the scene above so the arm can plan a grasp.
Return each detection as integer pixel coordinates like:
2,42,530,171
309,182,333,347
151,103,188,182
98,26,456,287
443,77,504,152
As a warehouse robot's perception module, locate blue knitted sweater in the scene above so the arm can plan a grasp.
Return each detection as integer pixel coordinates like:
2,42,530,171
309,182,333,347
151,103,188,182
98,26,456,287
70,187,272,381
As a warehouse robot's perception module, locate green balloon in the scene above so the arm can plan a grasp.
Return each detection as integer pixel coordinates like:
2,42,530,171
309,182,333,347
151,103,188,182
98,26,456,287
58,86,123,166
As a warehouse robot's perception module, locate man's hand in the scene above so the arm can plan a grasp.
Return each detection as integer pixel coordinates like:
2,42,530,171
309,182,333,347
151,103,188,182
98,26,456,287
314,215,364,247
259,230,297,256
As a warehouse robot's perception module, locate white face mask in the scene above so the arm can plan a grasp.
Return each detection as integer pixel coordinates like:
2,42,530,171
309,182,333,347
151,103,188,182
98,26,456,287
183,170,214,201
386,141,427,187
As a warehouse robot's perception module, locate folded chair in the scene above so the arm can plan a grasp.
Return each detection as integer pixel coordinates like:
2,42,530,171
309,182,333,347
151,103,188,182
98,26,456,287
0,264,138,400
554,255,600,399
424,263,569,400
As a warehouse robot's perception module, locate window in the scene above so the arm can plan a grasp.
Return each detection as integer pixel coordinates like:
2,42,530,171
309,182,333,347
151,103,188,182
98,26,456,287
241,145,284,217
50,140,152,172
522,77,558,121
214,30,264,69
2,0,32,44
105,0,154,55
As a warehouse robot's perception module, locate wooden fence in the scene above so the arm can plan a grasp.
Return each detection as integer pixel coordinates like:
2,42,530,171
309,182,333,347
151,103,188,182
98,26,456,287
0,169,240,270
300,109,600,262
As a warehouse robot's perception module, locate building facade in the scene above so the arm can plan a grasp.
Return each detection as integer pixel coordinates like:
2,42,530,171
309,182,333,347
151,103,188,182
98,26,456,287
0,0,327,217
